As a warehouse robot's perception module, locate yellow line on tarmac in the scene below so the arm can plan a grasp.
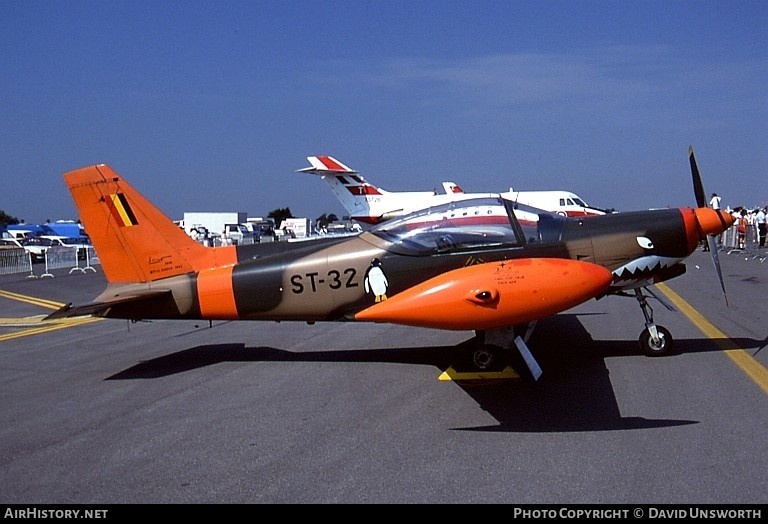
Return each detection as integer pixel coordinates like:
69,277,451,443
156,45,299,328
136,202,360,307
656,282,768,395
0,316,102,342
0,289,65,310
0,315,50,326
0,288,102,342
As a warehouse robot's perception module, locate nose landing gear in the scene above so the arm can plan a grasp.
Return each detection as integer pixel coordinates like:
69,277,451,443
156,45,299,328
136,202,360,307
634,288,674,356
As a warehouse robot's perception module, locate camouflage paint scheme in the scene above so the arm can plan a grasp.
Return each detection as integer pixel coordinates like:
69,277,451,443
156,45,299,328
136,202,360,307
49,156,732,359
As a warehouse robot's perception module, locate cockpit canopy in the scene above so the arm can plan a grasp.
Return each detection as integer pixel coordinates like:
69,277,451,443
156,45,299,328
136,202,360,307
368,196,566,255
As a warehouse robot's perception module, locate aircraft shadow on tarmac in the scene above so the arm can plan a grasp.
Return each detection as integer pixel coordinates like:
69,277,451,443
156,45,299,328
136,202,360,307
105,314,763,433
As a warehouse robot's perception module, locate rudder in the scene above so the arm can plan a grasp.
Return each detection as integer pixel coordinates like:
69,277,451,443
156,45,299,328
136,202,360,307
65,164,236,283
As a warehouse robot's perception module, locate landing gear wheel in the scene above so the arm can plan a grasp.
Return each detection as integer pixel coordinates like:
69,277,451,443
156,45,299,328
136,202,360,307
472,345,497,371
639,326,673,357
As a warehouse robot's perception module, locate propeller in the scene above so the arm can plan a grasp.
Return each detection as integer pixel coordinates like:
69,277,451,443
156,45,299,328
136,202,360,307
689,146,728,306
689,146,707,208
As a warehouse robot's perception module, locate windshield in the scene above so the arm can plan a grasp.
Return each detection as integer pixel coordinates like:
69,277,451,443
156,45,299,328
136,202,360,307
20,237,54,247
571,197,588,207
369,197,568,254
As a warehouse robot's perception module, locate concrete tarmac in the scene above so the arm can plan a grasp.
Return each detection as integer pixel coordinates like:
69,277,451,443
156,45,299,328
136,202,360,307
0,248,766,503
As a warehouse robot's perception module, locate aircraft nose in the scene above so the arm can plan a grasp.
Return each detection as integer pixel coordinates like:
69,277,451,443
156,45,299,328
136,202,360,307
694,208,735,237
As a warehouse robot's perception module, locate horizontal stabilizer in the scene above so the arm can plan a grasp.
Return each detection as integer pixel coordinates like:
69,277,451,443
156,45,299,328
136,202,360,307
297,156,358,175
44,290,173,320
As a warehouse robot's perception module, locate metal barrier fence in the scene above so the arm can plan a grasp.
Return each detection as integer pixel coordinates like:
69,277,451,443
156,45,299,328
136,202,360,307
717,224,766,261
82,246,99,272
0,246,101,278
44,246,100,277
0,248,34,277
41,246,79,278
720,224,756,251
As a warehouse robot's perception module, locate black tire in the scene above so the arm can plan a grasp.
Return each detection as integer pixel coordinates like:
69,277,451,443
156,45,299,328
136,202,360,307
455,340,506,372
639,326,673,356
472,345,497,371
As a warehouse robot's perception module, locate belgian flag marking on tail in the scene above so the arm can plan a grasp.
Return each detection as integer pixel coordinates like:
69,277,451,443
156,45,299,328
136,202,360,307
107,193,139,227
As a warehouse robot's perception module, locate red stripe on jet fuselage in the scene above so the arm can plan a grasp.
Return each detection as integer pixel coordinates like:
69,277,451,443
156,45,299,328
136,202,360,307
347,185,382,196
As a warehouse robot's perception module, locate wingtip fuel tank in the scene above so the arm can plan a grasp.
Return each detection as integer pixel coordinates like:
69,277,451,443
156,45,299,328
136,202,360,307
354,258,614,330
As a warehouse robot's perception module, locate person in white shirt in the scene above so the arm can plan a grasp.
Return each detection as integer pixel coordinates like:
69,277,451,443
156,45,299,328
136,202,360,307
703,193,723,251
756,207,767,248
709,192,721,209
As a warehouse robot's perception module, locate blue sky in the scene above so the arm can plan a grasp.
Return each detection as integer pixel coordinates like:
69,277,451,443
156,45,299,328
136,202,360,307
2,0,766,225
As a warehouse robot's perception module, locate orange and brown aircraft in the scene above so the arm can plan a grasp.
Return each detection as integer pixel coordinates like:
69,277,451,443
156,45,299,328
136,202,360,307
48,147,733,380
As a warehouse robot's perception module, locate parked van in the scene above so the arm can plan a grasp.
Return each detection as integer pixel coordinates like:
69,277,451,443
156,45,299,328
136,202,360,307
6,229,35,239
244,219,276,243
223,223,251,245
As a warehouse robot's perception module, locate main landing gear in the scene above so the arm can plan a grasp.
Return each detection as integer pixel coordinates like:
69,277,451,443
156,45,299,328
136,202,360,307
469,323,543,381
461,286,675,380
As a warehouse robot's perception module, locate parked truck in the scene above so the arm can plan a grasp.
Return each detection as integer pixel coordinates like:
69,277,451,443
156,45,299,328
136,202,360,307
182,212,248,239
244,218,276,243
277,217,311,239
47,220,87,238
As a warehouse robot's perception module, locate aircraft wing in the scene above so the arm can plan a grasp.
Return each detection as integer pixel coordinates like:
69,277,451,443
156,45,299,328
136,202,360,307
44,290,174,320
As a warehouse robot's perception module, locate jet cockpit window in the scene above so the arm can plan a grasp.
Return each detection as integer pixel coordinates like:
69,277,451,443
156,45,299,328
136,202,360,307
572,197,587,207
370,197,522,254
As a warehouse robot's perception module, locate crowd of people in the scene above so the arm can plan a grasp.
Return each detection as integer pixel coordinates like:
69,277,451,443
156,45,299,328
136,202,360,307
706,192,767,251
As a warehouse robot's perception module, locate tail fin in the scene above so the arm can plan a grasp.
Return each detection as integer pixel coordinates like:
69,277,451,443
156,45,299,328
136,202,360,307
298,156,382,218
64,164,236,283
298,155,442,223
442,182,464,194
